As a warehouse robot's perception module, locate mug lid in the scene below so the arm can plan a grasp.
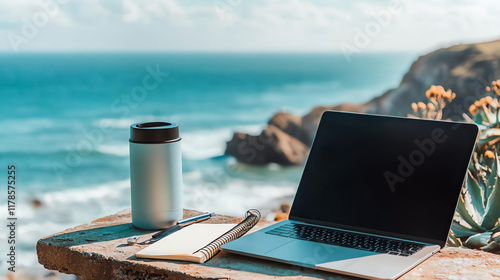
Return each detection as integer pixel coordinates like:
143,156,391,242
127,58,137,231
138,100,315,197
130,122,181,143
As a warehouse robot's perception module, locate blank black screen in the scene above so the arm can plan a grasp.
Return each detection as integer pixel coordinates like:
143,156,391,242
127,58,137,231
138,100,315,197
290,111,478,245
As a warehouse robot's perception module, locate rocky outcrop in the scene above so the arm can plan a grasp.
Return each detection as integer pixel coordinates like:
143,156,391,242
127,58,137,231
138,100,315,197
225,121,309,166
225,39,500,165
364,39,500,118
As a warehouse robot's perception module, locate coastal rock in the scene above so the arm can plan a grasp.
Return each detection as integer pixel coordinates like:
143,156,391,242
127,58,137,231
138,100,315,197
267,112,308,145
226,39,500,165
225,124,308,165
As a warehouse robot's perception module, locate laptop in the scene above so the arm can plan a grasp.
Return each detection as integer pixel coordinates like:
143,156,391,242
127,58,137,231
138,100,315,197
221,111,479,280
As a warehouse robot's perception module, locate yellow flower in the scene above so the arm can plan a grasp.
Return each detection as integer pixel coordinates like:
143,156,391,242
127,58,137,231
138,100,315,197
469,104,478,116
425,85,455,103
417,102,426,110
485,150,495,159
425,86,435,98
491,80,500,95
411,102,418,113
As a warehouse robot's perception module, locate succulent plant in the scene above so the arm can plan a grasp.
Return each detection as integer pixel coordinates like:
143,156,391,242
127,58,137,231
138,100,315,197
450,150,500,252
450,81,500,253
410,81,500,253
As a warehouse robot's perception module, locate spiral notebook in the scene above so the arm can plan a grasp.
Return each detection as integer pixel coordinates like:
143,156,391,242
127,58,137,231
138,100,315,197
135,210,260,263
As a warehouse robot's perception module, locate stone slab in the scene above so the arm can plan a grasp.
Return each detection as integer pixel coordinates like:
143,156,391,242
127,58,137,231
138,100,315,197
37,209,500,280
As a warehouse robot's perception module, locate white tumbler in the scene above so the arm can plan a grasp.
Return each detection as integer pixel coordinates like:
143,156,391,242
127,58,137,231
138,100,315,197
129,122,183,230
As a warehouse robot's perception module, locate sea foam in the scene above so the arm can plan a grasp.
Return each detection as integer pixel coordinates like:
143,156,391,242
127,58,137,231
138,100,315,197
182,125,263,160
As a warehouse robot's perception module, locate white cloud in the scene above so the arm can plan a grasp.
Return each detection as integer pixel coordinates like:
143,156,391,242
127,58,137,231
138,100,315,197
0,0,498,53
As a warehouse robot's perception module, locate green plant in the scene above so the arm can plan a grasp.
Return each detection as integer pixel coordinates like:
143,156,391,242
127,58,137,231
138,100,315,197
450,150,500,253
451,81,500,253
410,81,500,253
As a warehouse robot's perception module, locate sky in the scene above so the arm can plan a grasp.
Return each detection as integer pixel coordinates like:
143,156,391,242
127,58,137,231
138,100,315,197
0,0,499,54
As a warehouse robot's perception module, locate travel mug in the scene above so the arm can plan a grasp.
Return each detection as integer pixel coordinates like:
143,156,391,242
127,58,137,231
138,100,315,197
129,122,183,230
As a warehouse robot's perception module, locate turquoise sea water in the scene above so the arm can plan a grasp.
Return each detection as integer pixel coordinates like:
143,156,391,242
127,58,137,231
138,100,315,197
0,52,416,271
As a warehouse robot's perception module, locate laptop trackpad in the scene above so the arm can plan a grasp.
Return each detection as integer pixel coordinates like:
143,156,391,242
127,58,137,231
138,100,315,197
265,240,375,268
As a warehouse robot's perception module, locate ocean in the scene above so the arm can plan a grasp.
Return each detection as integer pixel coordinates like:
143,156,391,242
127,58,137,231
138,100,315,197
0,52,416,274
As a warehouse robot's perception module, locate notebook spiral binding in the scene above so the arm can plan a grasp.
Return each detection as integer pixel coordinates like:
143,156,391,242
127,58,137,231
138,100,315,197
193,209,261,261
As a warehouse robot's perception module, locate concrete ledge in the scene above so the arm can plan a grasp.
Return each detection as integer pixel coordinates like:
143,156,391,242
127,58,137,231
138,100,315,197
37,209,500,280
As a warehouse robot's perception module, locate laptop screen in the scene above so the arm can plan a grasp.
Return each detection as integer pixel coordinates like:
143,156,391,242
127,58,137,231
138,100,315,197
290,111,478,245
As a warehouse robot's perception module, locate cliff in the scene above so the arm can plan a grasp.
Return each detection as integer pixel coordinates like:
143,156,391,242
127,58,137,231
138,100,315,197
225,39,500,165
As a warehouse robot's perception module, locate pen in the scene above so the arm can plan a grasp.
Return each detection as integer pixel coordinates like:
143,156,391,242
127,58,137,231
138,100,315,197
149,212,215,240
176,212,215,227
131,212,216,245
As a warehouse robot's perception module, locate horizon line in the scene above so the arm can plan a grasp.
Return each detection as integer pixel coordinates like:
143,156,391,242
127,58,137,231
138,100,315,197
0,50,418,55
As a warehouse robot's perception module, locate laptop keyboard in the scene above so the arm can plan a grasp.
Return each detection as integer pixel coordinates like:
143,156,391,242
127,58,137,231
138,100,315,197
265,223,424,257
